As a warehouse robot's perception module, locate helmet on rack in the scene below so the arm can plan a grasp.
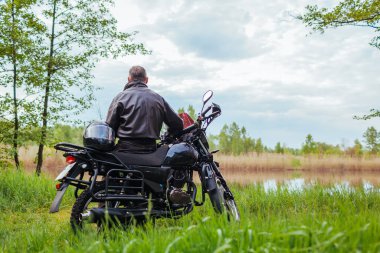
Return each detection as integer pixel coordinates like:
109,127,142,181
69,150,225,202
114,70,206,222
83,121,115,151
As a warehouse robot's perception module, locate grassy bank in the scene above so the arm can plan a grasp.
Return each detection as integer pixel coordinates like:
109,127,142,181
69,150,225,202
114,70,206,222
1,169,380,252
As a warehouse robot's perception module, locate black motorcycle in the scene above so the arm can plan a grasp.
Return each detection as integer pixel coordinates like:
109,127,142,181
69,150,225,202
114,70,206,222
50,90,240,231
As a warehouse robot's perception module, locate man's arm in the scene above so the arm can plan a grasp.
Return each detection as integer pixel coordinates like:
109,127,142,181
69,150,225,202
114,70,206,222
163,99,183,135
105,93,123,133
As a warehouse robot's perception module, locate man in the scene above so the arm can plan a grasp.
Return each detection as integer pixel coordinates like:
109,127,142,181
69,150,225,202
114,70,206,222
106,66,190,204
106,66,183,153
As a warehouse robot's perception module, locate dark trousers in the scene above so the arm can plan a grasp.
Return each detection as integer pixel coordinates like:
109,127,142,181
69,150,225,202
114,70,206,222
115,138,157,153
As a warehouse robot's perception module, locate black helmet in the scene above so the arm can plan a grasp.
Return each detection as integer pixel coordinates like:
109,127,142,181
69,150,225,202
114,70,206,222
83,122,115,151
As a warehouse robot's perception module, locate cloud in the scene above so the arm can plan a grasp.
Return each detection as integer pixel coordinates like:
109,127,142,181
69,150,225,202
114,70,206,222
81,0,380,148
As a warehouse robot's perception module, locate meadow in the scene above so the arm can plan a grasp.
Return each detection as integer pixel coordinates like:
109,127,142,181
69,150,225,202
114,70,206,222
2,168,380,252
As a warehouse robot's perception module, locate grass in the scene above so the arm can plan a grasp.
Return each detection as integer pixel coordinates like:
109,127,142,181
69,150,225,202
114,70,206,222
2,168,380,252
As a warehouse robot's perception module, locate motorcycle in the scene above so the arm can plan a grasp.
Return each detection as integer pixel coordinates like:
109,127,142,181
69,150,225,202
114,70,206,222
50,90,240,231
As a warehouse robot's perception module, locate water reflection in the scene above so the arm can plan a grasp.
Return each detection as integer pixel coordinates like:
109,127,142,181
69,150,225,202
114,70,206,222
263,179,277,192
256,177,379,193
223,170,380,186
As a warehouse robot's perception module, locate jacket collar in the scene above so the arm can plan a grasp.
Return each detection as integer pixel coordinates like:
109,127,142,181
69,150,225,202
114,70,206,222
123,80,148,90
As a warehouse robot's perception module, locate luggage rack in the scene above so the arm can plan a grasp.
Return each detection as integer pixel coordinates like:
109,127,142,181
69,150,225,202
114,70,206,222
104,169,145,201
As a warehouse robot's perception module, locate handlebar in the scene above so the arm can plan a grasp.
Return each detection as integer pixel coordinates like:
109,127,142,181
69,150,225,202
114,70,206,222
179,122,199,136
201,105,212,117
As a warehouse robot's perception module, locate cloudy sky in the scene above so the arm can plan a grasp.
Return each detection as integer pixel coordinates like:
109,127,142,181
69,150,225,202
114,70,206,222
86,0,380,148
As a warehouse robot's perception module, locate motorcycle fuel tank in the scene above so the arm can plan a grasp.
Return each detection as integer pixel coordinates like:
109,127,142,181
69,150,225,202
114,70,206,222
163,143,199,167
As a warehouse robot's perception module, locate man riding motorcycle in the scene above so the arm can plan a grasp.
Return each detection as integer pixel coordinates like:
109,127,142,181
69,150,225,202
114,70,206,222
106,65,183,153
105,65,190,204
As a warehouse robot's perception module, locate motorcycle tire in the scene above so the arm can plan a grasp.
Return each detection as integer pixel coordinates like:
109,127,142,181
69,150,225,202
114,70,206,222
208,178,240,221
70,182,108,232
71,182,148,232
208,178,225,214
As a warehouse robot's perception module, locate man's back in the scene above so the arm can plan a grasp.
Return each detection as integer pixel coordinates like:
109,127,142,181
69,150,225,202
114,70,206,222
105,66,183,153
106,80,182,141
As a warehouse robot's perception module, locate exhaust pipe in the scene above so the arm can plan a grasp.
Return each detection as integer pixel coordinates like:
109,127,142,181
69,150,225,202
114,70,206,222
80,210,96,223
80,208,181,224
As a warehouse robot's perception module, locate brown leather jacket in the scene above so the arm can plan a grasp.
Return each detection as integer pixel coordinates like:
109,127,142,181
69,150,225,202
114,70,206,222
105,81,183,140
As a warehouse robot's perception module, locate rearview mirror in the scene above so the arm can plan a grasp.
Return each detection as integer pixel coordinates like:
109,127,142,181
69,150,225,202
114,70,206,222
202,90,213,104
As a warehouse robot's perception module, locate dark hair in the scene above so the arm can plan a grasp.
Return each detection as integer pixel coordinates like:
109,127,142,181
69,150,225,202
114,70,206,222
129,66,147,81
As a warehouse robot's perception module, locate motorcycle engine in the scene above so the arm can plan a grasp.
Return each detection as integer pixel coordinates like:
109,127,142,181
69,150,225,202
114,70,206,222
171,170,186,188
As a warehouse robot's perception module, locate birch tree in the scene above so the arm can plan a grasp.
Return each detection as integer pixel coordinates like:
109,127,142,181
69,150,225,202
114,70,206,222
34,0,149,175
0,0,45,168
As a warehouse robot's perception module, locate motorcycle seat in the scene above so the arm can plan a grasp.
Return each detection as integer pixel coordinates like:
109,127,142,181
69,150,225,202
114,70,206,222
112,145,169,166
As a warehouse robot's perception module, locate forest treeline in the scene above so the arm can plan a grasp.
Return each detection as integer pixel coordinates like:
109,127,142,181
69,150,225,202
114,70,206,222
208,123,380,157
2,120,378,163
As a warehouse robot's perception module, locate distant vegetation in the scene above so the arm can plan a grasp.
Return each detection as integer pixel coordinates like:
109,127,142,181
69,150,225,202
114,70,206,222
208,122,379,158
1,118,380,172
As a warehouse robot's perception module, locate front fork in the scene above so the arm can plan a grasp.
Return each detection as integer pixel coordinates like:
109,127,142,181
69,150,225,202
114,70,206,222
200,162,234,200
210,162,234,199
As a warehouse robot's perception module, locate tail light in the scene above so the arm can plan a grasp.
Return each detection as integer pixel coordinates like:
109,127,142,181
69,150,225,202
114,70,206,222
66,155,76,164
56,183,62,190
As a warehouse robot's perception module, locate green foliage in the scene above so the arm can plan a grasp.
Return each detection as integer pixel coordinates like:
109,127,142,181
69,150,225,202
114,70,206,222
298,0,380,121
0,0,46,167
301,134,317,155
301,134,345,156
298,0,380,49
255,138,264,156
0,169,57,211
363,126,379,153
207,134,218,151
51,124,84,146
178,105,197,120
217,122,257,155
354,108,380,120
274,142,284,154
291,158,302,169
0,0,150,173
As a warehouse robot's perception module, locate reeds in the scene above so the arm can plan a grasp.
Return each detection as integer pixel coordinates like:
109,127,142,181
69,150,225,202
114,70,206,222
216,153,380,184
11,146,380,186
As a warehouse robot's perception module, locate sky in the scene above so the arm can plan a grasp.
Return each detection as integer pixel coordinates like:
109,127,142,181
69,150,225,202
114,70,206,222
85,0,380,148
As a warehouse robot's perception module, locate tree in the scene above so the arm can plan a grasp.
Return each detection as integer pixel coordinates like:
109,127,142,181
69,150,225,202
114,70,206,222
274,142,284,154
0,0,45,168
363,126,379,153
354,108,380,120
298,0,380,49
255,138,264,156
301,134,317,155
229,122,243,155
345,139,363,157
353,139,364,156
34,0,149,175
218,124,231,154
241,127,255,153
298,1,380,120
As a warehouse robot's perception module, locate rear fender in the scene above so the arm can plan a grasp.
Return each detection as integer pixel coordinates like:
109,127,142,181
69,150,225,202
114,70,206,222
49,165,82,213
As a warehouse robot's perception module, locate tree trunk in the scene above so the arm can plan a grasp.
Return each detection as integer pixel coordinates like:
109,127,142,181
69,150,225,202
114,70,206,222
36,0,57,176
11,0,20,169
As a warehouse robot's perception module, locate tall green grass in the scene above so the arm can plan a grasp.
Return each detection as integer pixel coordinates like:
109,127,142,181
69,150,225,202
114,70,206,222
1,169,380,252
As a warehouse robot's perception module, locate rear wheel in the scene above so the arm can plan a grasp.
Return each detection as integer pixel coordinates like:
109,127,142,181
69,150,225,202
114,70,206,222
70,183,108,232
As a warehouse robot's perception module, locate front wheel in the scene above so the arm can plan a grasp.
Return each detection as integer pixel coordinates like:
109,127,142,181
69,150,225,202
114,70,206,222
208,178,240,221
